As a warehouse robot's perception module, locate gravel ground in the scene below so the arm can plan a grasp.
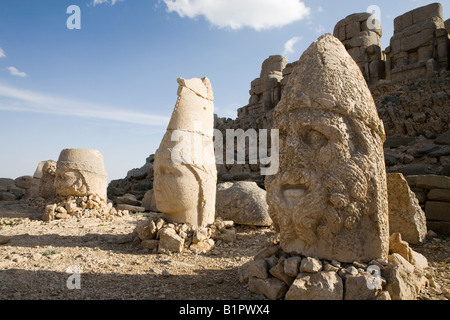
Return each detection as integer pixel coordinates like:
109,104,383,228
0,200,448,301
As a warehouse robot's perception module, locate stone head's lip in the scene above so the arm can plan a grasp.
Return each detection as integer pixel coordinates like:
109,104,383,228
282,186,308,199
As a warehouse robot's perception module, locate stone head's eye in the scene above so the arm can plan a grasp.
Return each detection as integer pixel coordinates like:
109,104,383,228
303,130,328,148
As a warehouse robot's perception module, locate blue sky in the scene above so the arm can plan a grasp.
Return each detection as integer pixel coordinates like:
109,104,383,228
0,0,448,181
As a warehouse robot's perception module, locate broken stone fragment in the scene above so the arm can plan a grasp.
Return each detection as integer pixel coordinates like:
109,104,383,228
387,173,427,245
42,204,57,222
158,228,185,253
248,277,288,300
285,271,344,300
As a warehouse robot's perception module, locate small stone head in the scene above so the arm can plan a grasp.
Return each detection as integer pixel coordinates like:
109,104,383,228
54,149,108,201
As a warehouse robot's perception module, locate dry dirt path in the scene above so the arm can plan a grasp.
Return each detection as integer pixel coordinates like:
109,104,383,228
0,201,448,301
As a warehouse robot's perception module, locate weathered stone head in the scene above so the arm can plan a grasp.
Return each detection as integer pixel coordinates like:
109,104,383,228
153,77,217,227
265,34,389,263
38,160,57,200
54,149,108,201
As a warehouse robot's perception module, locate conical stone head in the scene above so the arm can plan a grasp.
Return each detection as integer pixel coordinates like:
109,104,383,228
265,34,389,263
154,77,217,227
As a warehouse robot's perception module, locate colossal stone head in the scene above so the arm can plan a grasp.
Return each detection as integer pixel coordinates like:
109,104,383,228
153,77,217,227
265,34,389,263
54,149,108,201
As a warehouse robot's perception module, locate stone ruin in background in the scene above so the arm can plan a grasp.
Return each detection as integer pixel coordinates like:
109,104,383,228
386,3,448,81
333,12,385,85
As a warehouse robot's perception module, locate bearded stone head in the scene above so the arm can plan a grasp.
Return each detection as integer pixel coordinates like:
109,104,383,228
265,34,389,263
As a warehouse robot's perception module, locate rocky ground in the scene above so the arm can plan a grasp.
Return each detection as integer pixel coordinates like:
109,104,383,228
0,200,448,301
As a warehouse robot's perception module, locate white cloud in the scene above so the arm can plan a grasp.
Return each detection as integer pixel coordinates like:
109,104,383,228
91,0,123,6
315,24,326,35
0,84,170,126
0,48,6,58
283,36,302,55
164,0,311,31
7,66,27,78
317,6,324,13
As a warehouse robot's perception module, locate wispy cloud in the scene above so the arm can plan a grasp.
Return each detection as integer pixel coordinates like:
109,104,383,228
0,84,170,126
91,0,123,6
0,48,6,58
164,0,310,31
283,36,302,55
7,66,27,77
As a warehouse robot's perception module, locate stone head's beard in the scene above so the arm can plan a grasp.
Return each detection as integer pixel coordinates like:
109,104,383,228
266,156,370,249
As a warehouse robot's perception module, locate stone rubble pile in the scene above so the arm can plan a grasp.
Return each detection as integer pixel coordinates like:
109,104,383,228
373,76,450,140
238,233,430,300
132,216,236,254
42,195,128,222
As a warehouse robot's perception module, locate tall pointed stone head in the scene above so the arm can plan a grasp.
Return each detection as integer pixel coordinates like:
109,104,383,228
265,34,389,263
153,77,217,227
54,149,108,201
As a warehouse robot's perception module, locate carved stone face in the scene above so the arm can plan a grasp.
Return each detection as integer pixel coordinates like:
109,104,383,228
54,169,87,197
53,149,107,201
266,107,386,262
152,77,217,228
153,160,199,215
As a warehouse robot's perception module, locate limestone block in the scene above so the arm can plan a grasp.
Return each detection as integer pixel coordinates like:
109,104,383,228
142,189,158,212
427,189,450,202
415,175,450,190
117,204,145,213
260,55,287,78
445,18,450,34
344,274,379,300
400,30,434,52
115,193,141,207
348,31,380,48
435,130,450,145
154,77,217,228
269,257,295,286
248,277,288,300
387,173,427,245
158,228,184,253
266,34,389,263
15,176,32,190
412,2,443,25
54,149,108,201
0,192,16,201
285,271,344,300
247,259,269,280
425,201,450,222
215,181,272,227
284,256,302,278
23,161,47,200
300,257,322,273
382,253,426,300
